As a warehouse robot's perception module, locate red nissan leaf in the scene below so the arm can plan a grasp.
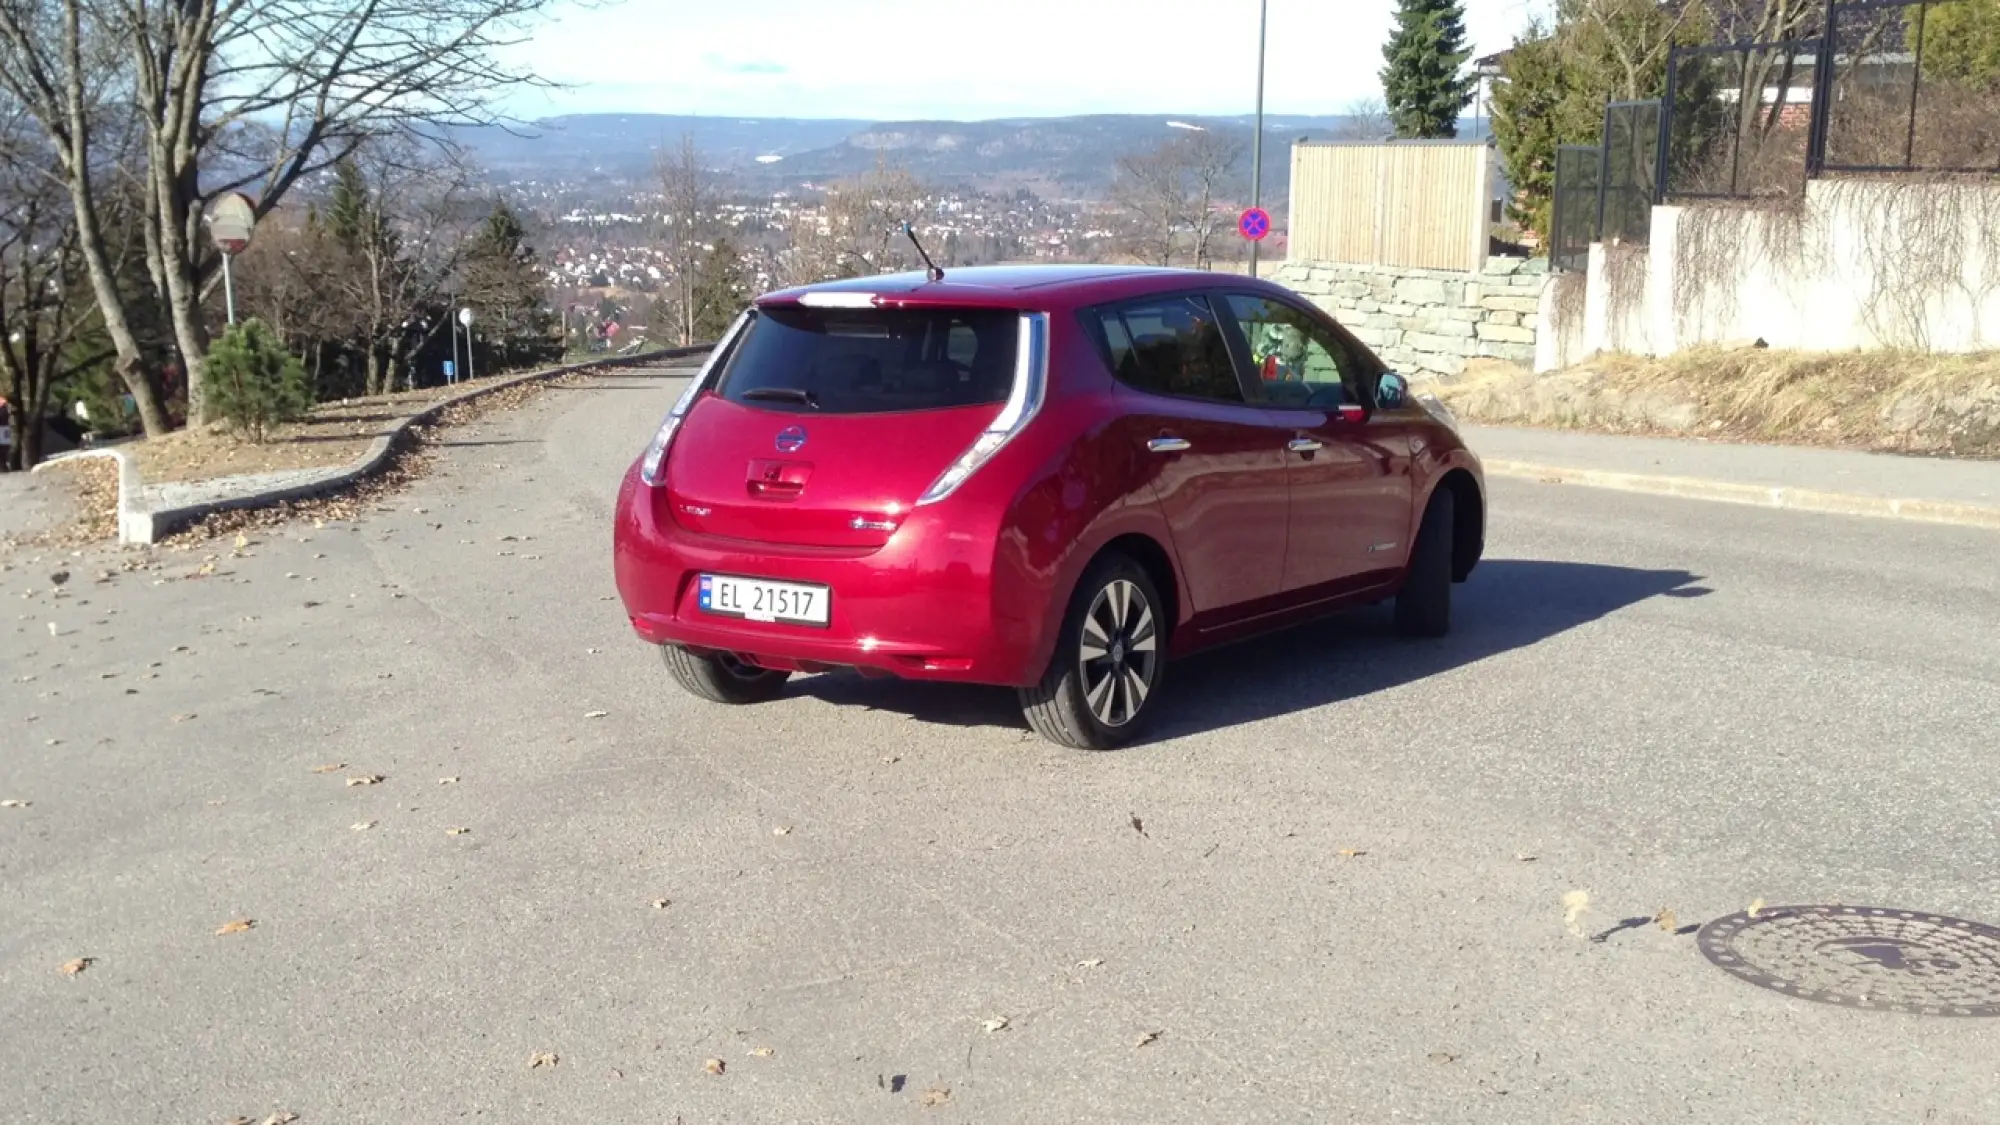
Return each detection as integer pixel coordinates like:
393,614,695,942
613,265,1484,748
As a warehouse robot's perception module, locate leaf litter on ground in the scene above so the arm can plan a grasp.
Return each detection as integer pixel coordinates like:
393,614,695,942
59,957,93,975
215,918,256,935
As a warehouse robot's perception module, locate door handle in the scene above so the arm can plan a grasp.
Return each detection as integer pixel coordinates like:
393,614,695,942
1287,437,1324,453
1147,436,1192,453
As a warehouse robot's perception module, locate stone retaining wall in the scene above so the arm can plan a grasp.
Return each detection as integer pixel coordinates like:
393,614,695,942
1273,257,1550,378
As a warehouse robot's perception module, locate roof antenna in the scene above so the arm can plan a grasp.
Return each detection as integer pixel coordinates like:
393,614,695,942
904,222,944,282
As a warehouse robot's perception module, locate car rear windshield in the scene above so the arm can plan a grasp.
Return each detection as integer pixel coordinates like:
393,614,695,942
715,305,1019,415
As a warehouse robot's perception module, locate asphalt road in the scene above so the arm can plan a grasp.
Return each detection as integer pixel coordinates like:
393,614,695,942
4,366,1998,1124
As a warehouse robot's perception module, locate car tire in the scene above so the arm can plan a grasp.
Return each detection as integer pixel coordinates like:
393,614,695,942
1395,487,1455,639
1019,554,1166,750
662,645,791,704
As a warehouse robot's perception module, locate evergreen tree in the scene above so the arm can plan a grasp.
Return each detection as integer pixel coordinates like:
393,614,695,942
1914,0,2000,88
202,319,310,442
1490,0,1715,239
689,238,749,344
461,200,560,369
1381,0,1477,139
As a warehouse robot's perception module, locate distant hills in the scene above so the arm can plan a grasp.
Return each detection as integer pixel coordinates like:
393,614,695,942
454,112,1439,199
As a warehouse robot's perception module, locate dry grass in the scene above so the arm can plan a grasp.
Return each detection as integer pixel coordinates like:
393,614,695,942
1438,347,2000,459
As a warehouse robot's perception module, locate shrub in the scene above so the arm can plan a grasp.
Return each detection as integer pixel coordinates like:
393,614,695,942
203,319,310,442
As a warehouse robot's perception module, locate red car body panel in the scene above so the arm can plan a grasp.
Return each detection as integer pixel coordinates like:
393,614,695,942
612,265,1484,689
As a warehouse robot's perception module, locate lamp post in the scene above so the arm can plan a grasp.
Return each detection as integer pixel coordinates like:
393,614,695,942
1249,0,1269,279
205,192,257,325
459,307,476,383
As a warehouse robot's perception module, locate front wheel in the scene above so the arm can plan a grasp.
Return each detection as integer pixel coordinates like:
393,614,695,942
1019,555,1166,750
1395,487,1455,638
662,645,791,704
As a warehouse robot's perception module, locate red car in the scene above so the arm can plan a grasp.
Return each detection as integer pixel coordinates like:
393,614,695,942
613,265,1484,748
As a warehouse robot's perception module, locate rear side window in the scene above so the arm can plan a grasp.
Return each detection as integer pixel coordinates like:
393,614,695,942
1083,295,1243,403
716,306,1018,415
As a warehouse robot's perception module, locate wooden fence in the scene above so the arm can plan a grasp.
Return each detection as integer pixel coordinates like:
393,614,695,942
1287,140,1493,272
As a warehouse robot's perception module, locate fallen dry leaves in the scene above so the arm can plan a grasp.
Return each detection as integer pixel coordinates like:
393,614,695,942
1654,908,1678,932
1562,891,1591,938
215,918,256,936
981,1016,1010,1033
59,957,93,975
1337,848,1367,859
528,1052,559,1070
921,1087,951,1107
749,1046,774,1058
1748,897,1767,918
345,774,384,787
170,712,197,723
310,763,346,774
1134,1030,1162,1048
702,1057,726,1075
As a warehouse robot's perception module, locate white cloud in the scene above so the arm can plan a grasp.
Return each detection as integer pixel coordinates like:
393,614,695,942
501,0,1538,119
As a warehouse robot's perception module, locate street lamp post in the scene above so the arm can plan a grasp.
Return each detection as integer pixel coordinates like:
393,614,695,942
459,307,476,383
1249,0,1269,279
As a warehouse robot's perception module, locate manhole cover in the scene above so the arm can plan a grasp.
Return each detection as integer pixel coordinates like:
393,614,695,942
1698,905,2000,1016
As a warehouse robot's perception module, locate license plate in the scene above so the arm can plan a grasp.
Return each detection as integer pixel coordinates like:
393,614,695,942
697,574,830,627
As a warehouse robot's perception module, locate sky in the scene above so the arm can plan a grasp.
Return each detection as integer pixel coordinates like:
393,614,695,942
498,0,1545,121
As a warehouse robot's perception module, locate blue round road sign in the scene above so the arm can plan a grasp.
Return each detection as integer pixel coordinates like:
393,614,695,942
1239,207,1272,242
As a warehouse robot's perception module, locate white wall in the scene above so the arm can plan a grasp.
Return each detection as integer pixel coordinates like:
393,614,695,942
1547,179,2000,362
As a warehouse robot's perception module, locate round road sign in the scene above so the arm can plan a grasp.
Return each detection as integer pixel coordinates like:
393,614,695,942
1239,207,1272,242
206,192,257,255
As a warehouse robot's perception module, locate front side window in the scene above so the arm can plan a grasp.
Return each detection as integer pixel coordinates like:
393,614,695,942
1085,294,1244,404
1222,294,1365,409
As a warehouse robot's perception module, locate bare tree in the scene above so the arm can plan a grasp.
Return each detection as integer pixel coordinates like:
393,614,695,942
1110,131,1248,268
656,134,717,346
0,0,555,432
780,161,929,285
324,142,478,394
1334,96,1395,141
0,133,114,468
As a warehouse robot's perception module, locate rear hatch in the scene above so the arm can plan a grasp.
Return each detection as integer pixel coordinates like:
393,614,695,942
665,303,1020,549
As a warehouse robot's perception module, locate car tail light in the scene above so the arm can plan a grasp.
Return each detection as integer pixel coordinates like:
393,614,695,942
915,313,1048,507
640,311,751,487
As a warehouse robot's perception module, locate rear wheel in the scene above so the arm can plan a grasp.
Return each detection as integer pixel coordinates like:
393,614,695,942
1395,487,1455,638
662,645,791,704
1019,555,1166,750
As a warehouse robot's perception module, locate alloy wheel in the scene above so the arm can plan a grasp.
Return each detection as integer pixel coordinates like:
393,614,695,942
1076,578,1159,728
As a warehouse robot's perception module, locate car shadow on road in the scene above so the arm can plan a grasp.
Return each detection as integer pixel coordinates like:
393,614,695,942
796,560,1710,744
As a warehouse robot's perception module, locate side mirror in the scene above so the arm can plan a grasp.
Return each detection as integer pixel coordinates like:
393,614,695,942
1376,371,1409,410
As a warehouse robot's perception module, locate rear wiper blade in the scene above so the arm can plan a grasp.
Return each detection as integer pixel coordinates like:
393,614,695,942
739,386,820,408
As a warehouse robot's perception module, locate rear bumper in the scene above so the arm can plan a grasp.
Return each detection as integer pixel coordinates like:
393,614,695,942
612,463,1050,686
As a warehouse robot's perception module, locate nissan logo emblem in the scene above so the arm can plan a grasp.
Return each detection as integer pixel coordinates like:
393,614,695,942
774,426,807,453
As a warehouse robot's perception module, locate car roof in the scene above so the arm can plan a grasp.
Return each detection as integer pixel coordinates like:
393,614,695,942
757,264,1297,311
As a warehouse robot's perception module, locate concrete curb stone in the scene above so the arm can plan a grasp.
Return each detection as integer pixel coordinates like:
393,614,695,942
1485,458,2000,532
